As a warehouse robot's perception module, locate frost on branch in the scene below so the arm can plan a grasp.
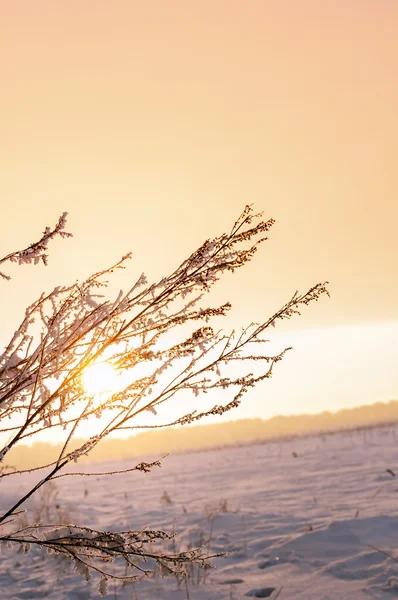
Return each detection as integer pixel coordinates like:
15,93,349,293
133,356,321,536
0,205,328,589
0,212,72,280
1,521,219,589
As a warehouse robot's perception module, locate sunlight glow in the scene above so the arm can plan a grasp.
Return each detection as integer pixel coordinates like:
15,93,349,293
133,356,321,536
82,362,121,396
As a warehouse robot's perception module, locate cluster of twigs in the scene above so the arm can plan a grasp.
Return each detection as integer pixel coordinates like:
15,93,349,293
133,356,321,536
4,520,219,594
0,206,328,591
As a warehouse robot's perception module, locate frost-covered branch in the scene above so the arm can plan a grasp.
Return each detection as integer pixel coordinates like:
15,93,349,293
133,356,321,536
0,205,329,591
0,212,72,280
1,523,220,595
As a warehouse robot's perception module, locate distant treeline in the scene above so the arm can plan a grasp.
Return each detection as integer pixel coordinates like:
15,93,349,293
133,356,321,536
5,399,398,470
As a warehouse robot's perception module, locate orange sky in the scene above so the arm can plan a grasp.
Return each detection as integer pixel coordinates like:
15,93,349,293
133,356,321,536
1,1,397,419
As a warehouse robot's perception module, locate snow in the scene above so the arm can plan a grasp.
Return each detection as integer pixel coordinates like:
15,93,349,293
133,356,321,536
2,424,398,599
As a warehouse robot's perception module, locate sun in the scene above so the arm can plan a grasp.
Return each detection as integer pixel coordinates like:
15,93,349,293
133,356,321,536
82,362,121,396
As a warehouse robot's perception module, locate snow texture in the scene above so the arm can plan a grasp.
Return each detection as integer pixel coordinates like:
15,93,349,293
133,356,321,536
2,424,398,599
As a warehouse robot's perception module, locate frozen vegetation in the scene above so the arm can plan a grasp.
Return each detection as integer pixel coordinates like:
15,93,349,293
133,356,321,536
0,207,328,585
2,423,398,599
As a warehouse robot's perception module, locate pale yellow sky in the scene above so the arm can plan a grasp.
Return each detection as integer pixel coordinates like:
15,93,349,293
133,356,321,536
1,1,397,421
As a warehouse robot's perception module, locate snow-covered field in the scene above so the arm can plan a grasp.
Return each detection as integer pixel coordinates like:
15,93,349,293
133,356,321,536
2,424,398,599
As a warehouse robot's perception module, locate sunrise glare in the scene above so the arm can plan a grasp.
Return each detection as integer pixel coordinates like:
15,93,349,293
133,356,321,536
82,362,121,397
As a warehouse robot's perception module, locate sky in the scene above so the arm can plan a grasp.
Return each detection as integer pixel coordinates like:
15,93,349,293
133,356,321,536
1,1,397,425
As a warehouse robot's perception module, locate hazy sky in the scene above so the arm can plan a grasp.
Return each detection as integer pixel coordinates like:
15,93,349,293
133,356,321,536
1,1,397,421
